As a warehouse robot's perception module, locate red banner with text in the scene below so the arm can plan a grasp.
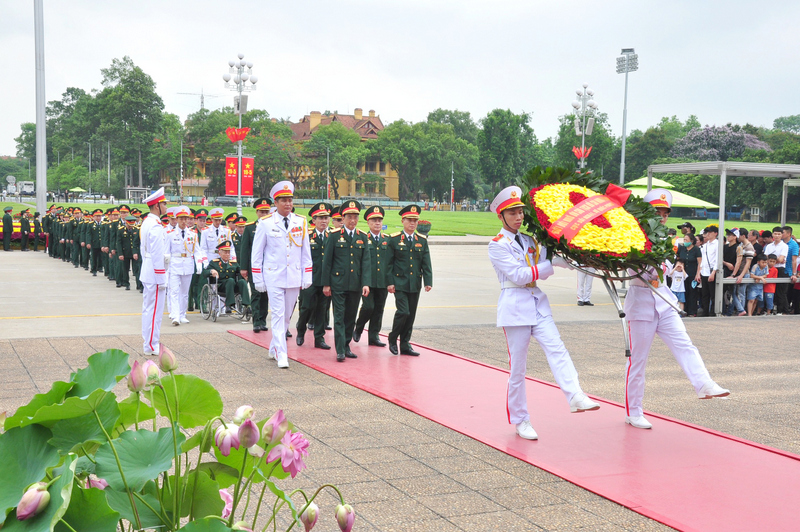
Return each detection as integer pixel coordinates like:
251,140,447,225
225,156,255,196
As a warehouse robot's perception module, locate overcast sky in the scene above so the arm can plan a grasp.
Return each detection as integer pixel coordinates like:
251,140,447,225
2,0,798,157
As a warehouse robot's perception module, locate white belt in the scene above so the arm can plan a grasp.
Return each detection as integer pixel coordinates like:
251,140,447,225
501,280,536,289
631,279,662,289
144,253,152,258
171,253,189,258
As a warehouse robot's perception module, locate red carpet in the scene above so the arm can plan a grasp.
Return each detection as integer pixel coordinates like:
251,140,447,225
231,329,800,532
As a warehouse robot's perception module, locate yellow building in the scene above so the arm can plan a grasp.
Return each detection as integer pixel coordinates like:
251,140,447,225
289,108,400,200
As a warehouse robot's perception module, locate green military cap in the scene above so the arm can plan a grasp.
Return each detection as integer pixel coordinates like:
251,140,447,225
364,205,385,220
399,204,421,219
92,209,103,216
309,202,332,218
340,200,362,215
195,208,209,218
3,207,12,212
235,216,247,227
130,208,142,216
216,240,233,251
125,215,137,223
331,205,342,219
225,213,238,224
34,211,40,216
253,197,273,210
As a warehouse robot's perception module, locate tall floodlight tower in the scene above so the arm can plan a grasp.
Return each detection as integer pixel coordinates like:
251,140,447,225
616,48,639,185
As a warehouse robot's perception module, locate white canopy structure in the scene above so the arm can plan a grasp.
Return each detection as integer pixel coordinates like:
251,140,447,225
646,161,800,314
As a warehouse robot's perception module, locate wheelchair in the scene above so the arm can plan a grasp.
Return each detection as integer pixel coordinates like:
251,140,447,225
199,278,252,323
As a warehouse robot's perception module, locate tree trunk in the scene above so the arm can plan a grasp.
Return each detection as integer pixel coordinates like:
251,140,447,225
138,149,143,188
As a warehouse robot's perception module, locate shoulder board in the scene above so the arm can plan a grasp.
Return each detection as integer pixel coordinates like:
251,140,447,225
212,258,220,263
356,229,366,235
330,227,342,233
230,259,238,263
416,233,427,239
246,220,257,226
491,233,504,242
381,233,389,238
261,214,272,219
390,231,402,237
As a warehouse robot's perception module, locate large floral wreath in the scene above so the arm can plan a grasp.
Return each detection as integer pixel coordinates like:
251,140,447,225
520,166,673,274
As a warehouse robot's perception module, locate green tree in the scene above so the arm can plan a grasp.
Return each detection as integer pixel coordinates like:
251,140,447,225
244,119,295,196
773,114,800,134
623,127,674,180
427,108,480,145
478,109,543,192
552,112,616,175
14,123,36,160
302,122,366,199
370,120,422,200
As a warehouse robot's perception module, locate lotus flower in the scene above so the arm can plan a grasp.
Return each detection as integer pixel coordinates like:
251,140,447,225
16,482,50,521
85,476,108,490
300,502,319,532
215,424,240,456
127,361,146,393
142,360,160,385
232,522,253,531
262,409,289,446
238,418,260,449
233,405,254,424
266,430,309,479
220,489,233,519
335,504,355,532
158,345,178,372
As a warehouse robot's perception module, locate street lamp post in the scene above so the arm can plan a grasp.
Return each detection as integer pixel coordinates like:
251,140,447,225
616,48,638,185
326,145,331,201
222,53,258,215
571,83,598,170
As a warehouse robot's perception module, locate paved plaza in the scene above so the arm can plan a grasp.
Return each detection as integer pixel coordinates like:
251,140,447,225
2,246,799,531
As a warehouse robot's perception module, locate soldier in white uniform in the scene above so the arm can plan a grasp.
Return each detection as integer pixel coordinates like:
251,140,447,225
202,207,235,262
488,186,600,440
140,187,169,355
624,189,730,429
251,181,313,368
168,206,201,326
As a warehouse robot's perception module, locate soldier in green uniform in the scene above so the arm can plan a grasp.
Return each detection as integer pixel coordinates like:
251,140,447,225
117,215,140,290
19,209,31,251
238,198,271,333
353,206,390,347
42,207,52,255
69,208,83,267
107,207,123,283
232,216,246,259
386,204,433,356
201,240,250,311
86,209,103,275
296,202,333,349
131,208,144,290
32,211,42,251
2,206,13,252
79,210,91,269
322,200,372,362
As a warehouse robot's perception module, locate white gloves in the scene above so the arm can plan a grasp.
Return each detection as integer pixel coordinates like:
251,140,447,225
551,255,573,269
254,282,267,293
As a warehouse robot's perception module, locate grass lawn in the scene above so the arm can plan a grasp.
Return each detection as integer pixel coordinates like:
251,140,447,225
2,200,789,237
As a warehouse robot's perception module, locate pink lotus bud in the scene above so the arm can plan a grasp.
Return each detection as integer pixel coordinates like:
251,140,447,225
247,444,265,457
335,504,355,532
127,361,147,393
219,489,233,519
237,419,260,449
232,522,253,531
158,345,178,372
215,425,240,457
262,409,288,446
233,405,254,424
142,360,160,385
300,502,319,532
16,482,50,521
86,476,109,490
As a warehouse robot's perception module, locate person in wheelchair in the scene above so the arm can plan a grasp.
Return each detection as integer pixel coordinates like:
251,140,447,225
201,240,250,313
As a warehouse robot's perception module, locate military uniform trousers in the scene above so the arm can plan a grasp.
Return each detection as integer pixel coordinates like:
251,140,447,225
297,285,329,341
117,256,131,287
625,290,712,418
356,287,388,343
90,246,103,274
20,233,29,251
248,277,270,328
142,283,166,355
81,241,90,268
134,257,143,290
72,240,81,266
267,286,300,366
503,314,582,424
33,233,41,252
169,271,193,321
332,290,361,355
212,276,250,309
389,290,423,351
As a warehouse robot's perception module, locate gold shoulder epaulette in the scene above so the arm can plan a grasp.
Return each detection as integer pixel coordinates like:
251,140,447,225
212,258,220,263
246,220,257,226
416,233,428,239
390,231,402,237
330,227,342,233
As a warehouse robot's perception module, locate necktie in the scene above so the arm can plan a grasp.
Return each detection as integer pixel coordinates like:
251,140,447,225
284,217,289,229
216,228,219,237
408,233,413,244
181,230,185,239
515,234,524,250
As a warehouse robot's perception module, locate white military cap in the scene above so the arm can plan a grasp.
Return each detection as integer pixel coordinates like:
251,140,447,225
270,181,294,201
643,188,672,210
490,186,525,214
144,187,166,206
174,205,191,217
209,207,225,219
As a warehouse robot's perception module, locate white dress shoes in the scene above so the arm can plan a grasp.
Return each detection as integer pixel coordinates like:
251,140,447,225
276,358,289,369
172,319,180,327
625,415,653,429
697,381,730,399
180,317,190,324
570,393,600,413
515,420,538,440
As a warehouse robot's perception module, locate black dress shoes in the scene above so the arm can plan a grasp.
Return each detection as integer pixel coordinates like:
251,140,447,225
253,326,261,333
325,326,332,330
308,323,315,330
336,352,345,362
286,330,292,338
388,341,399,355
400,348,420,357
260,325,268,331
577,301,585,306
345,348,357,359
352,329,362,343
296,333,305,346
369,340,387,347
583,301,594,306
314,340,331,350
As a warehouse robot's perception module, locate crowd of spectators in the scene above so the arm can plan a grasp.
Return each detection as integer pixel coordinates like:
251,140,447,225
671,222,800,317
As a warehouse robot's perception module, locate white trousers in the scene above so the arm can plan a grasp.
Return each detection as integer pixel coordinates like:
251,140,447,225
142,282,166,355
168,272,192,321
577,269,594,302
625,310,712,417
267,286,300,365
503,314,582,425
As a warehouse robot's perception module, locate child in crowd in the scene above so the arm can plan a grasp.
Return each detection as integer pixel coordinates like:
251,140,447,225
761,254,779,315
670,258,687,311
747,254,769,316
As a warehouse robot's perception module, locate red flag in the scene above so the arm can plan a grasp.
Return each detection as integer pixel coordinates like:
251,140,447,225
225,127,250,143
225,156,255,196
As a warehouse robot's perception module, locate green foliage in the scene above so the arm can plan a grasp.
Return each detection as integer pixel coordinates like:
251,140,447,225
478,109,542,192
54,486,120,532
552,113,616,172
303,122,367,199
150,374,223,428
773,114,800,134
3,456,77,532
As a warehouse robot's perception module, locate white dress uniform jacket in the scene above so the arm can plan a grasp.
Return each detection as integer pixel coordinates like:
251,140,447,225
251,213,313,291
140,213,167,284
167,227,203,275
624,262,678,321
201,224,235,262
488,228,554,326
